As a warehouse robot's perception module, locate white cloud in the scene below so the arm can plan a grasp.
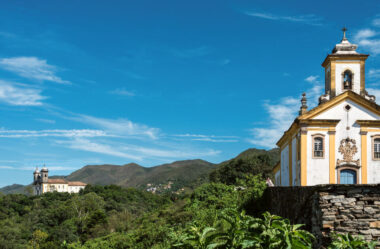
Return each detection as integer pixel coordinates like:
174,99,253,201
76,115,160,139
248,75,323,148
191,138,238,142
59,136,220,162
0,129,109,138
357,39,380,55
245,11,322,25
0,166,77,171
305,75,319,83
0,80,45,106
35,118,56,124
0,57,70,84
123,145,220,159
353,22,380,55
109,88,135,97
372,18,380,27
368,69,380,79
19,166,77,171
0,166,14,169
174,134,239,143
354,29,376,40
60,138,143,161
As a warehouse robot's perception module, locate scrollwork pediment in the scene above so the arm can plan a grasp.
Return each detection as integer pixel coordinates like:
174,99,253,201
336,137,360,167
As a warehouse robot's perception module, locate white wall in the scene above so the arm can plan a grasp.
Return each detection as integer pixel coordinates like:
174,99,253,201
68,185,85,193
366,131,380,184
291,137,297,186
315,99,380,184
306,130,330,185
47,184,68,193
335,62,361,96
281,145,289,186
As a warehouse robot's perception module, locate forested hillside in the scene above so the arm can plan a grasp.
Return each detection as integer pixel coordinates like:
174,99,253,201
0,148,376,248
66,159,215,193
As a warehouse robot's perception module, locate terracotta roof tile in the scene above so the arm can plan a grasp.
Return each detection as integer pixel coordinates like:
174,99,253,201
47,179,67,184
68,181,87,186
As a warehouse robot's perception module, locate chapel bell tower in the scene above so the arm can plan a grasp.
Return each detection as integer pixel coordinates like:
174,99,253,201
322,28,370,100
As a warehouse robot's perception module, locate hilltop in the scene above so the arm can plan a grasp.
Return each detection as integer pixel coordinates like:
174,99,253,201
65,159,215,193
0,148,280,195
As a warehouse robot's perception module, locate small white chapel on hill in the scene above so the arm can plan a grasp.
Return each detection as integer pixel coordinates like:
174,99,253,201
273,29,380,186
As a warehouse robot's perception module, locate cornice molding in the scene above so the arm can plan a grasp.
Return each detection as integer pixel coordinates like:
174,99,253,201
356,120,380,127
299,91,380,120
322,54,369,68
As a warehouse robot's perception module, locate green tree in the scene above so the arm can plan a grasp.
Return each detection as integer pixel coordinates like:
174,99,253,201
28,230,48,249
210,150,277,185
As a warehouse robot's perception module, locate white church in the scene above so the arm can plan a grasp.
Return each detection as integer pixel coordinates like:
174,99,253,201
33,166,86,195
273,29,380,186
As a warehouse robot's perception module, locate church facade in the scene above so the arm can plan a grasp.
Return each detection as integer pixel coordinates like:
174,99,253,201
33,166,87,195
273,30,380,186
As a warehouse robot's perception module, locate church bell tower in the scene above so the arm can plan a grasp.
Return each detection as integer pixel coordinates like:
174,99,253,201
41,165,49,183
322,28,370,100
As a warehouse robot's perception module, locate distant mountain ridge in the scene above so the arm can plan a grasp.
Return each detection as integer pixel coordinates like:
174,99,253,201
65,159,215,190
0,184,26,195
0,148,280,195
0,159,216,195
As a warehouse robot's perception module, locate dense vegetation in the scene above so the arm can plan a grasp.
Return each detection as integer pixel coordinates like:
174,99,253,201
209,148,279,185
0,148,376,248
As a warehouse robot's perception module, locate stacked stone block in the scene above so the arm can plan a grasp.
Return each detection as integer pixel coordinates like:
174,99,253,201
263,185,380,247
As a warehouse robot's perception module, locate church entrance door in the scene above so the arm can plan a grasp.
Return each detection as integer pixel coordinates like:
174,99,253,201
340,169,357,184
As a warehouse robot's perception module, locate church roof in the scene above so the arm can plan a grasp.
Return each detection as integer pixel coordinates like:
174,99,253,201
299,91,380,120
322,28,369,67
68,181,87,186
276,91,380,147
47,179,66,184
46,179,87,186
332,31,358,55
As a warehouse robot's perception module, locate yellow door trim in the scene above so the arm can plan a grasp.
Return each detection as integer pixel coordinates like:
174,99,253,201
361,130,368,184
300,128,307,186
328,131,336,184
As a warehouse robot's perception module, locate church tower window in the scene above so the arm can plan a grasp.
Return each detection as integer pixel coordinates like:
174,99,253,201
373,137,380,160
312,135,325,158
342,70,353,90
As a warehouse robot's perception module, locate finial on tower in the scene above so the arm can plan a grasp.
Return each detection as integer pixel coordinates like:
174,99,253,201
299,93,308,115
331,27,358,54
342,27,347,41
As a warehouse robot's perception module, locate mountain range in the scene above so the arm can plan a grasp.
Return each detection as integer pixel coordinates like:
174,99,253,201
0,148,279,195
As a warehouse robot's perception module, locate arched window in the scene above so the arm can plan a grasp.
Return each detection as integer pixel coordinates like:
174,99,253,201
343,70,353,90
373,137,380,160
313,135,324,158
340,169,357,184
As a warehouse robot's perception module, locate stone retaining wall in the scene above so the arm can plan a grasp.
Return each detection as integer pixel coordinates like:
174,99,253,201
263,185,380,247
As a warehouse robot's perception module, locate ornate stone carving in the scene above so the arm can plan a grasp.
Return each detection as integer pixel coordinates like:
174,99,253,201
319,90,330,105
336,138,360,166
360,90,376,102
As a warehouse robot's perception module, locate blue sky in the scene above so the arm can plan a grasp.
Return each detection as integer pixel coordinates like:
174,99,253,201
1,0,380,186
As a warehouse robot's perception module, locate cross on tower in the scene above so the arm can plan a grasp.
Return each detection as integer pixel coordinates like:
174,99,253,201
342,27,347,40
